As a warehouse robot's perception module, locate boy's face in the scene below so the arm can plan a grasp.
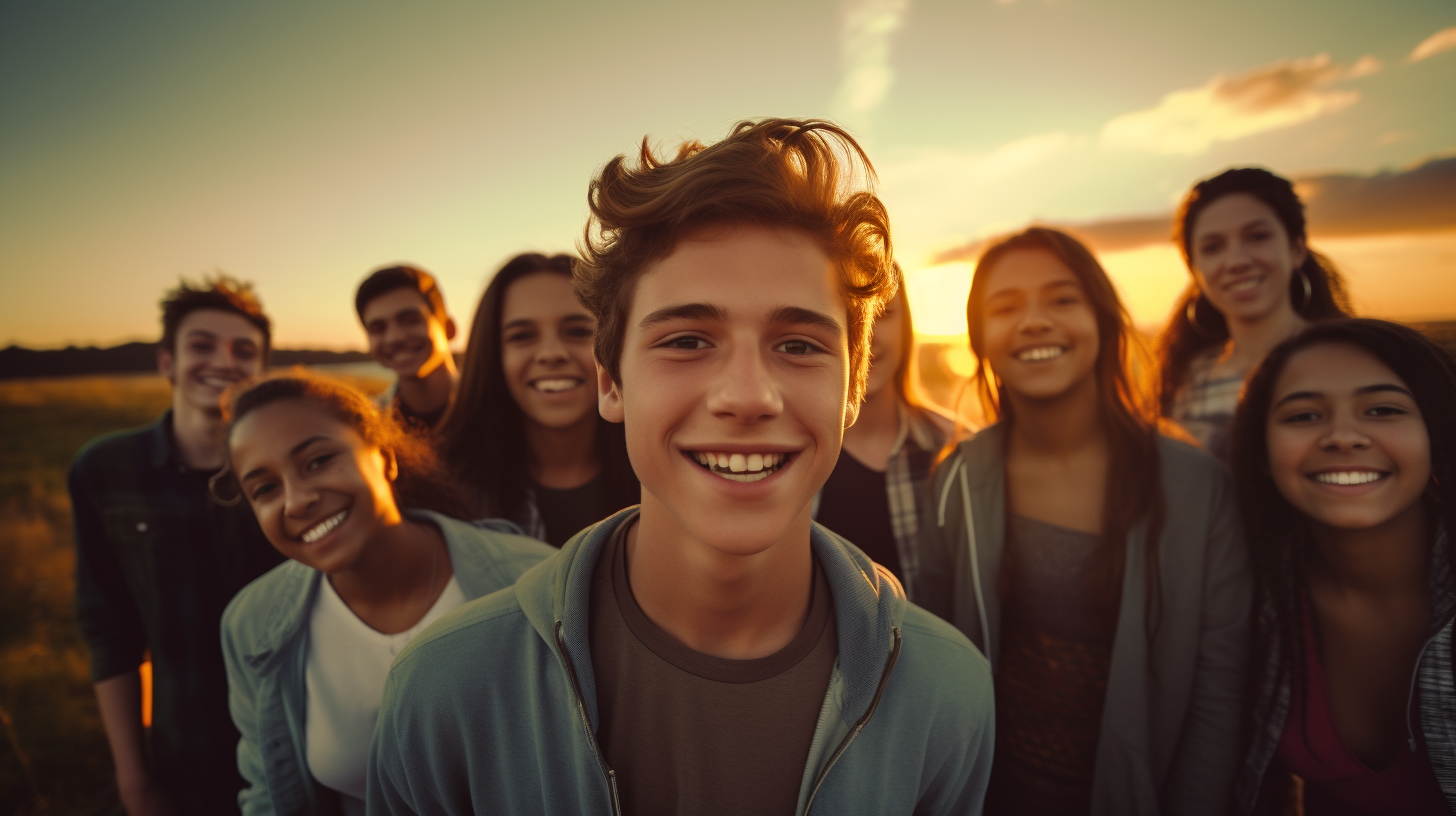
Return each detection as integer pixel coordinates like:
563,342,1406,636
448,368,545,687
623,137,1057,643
158,308,265,416
599,224,858,556
361,288,456,380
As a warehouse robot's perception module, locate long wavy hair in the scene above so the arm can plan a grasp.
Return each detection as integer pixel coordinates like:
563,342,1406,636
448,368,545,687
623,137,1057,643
435,253,638,524
966,227,1166,629
1230,318,1456,758
1158,167,1352,414
219,371,475,520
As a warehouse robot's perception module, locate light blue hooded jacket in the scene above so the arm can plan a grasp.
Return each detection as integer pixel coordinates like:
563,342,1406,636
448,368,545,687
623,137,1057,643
367,507,995,815
220,510,555,816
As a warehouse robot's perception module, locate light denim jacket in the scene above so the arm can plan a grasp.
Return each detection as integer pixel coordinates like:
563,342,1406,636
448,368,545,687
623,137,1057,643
367,506,996,815
220,509,555,816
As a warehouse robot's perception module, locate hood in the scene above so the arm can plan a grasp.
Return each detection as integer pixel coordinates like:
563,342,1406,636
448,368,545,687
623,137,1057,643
514,506,906,732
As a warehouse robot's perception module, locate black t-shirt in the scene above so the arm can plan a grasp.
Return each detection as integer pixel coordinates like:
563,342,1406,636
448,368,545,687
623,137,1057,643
815,451,902,581
533,474,607,547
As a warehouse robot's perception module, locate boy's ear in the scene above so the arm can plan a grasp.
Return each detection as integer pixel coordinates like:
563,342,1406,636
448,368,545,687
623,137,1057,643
597,360,624,423
843,395,861,431
157,344,176,383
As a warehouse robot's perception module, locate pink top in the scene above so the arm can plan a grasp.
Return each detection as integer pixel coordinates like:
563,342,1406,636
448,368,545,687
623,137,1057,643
1278,601,1450,815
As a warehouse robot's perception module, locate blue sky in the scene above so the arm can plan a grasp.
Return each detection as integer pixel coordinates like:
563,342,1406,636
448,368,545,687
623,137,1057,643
2,0,1453,348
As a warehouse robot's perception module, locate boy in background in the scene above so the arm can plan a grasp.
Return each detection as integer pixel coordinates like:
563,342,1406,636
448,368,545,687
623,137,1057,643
369,119,994,815
354,264,458,432
70,277,284,814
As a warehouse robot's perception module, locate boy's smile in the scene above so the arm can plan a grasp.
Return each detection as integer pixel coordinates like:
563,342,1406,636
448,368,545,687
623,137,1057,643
599,223,857,559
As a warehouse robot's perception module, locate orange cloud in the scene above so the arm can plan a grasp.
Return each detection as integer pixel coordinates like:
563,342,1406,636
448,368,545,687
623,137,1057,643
931,154,1456,264
1101,54,1362,155
1409,26,1456,63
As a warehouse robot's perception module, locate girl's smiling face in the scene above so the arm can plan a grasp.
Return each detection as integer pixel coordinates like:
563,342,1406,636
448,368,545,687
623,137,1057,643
229,398,403,573
1190,193,1308,325
977,248,1100,404
1266,342,1431,532
499,272,600,432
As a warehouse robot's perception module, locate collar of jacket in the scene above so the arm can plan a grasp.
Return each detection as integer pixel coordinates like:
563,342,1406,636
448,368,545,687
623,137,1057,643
236,508,513,675
513,505,907,732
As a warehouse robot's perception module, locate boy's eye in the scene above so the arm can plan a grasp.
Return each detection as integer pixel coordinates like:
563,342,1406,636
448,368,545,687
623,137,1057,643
663,336,710,351
776,340,821,355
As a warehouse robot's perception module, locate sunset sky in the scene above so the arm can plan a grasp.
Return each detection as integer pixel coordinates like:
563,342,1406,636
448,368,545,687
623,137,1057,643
2,0,1453,350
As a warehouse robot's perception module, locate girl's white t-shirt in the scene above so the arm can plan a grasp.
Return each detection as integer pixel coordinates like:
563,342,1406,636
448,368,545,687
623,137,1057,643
305,573,466,815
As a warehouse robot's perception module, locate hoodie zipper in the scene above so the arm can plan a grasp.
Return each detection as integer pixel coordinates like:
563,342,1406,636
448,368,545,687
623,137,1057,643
1405,610,1456,752
555,620,622,816
803,627,902,814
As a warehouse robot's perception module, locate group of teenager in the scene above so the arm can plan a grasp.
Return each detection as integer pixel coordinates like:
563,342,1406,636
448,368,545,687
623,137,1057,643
67,117,1456,816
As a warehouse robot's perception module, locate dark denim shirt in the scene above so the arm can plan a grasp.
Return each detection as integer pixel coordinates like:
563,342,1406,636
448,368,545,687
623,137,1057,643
69,410,284,812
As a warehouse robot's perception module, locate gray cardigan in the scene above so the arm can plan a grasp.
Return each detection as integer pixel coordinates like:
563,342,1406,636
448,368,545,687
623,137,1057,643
918,423,1251,816
220,510,555,816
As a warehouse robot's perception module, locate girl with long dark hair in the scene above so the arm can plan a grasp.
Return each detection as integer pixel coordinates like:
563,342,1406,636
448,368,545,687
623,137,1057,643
217,373,552,815
1231,319,1456,814
435,253,639,545
919,227,1251,815
1159,167,1351,464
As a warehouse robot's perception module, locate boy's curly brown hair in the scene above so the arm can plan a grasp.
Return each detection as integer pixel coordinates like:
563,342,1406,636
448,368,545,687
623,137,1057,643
575,118,897,404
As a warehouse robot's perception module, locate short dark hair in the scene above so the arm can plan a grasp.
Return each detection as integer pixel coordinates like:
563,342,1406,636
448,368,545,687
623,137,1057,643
354,265,448,324
159,275,272,358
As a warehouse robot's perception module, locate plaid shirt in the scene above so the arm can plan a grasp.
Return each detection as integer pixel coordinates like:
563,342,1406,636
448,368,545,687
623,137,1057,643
815,401,952,602
1170,351,1244,466
69,411,283,811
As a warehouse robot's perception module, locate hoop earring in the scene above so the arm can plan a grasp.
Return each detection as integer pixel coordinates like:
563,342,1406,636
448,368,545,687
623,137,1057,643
1185,295,1219,339
1294,267,1314,314
208,463,243,507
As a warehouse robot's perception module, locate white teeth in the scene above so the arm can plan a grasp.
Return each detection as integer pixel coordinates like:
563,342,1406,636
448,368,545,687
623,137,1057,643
1228,277,1261,292
1314,471,1385,486
301,511,347,543
690,451,789,480
1016,346,1064,362
534,378,581,393
720,470,771,483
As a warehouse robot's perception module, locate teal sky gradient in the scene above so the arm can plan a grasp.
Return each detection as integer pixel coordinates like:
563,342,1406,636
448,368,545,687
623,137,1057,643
2,0,1453,348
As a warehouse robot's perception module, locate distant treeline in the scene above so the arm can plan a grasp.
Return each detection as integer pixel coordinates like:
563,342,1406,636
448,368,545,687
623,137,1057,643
3,321,1452,381
0,342,373,380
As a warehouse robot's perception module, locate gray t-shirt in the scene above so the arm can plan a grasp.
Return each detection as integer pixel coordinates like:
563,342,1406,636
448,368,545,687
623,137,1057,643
589,514,837,816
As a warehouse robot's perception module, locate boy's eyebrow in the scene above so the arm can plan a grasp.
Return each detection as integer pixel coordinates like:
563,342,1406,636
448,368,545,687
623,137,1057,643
638,302,726,329
768,305,843,337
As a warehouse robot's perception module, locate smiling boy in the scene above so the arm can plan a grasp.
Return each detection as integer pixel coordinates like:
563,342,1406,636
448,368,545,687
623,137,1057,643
355,265,458,431
69,277,286,815
368,119,994,815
